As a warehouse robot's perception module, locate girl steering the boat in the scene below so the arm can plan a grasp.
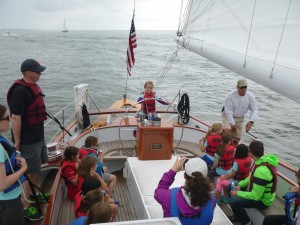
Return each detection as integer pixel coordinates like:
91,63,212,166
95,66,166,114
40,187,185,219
137,80,169,116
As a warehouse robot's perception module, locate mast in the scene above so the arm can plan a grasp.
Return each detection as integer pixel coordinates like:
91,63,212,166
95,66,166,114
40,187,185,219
62,19,68,32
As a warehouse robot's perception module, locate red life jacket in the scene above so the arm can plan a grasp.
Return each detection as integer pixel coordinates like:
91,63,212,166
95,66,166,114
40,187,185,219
61,161,78,201
61,161,77,181
249,162,278,194
220,145,235,170
7,79,47,126
141,91,156,114
74,191,84,218
206,134,221,156
79,147,97,159
234,157,252,181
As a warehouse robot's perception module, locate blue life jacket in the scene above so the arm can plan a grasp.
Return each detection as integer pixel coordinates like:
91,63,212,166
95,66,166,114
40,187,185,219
170,187,214,225
0,136,27,193
284,192,299,225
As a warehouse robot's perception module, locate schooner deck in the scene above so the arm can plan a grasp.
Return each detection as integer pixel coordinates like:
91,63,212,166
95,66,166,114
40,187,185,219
26,139,287,225
57,170,137,225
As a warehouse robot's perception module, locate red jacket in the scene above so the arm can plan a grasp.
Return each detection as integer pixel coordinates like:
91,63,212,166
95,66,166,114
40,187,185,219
220,145,235,170
61,161,78,201
234,157,252,181
206,134,221,156
141,91,156,114
7,79,47,125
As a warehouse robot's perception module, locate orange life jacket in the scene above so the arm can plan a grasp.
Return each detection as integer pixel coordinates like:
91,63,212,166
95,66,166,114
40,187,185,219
206,134,221,156
141,91,156,114
7,79,47,125
220,145,235,170
234,157,252,181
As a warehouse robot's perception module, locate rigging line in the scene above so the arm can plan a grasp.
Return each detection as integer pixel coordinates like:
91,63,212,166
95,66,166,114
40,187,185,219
183,0,195,37
270,0,293,78
156,49,179,88
243,0,257,68
46,109,72,137
201,0,214,51
44,96,81,127
177,0,184,35
86,90,101,112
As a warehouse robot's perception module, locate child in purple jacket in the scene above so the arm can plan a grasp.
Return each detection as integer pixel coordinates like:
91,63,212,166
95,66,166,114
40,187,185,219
154,157,216,225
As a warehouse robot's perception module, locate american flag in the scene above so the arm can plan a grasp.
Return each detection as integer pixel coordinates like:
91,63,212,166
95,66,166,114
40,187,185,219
126,14,137,76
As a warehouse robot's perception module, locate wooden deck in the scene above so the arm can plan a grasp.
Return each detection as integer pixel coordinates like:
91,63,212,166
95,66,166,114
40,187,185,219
25,139,288,225
57,170,137,225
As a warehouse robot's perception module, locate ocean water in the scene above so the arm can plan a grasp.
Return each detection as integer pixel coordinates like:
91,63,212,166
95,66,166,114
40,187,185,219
0,30,299,168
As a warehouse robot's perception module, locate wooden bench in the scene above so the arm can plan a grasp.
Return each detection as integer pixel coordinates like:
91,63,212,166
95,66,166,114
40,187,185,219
100,140,201,160
219,196,285,225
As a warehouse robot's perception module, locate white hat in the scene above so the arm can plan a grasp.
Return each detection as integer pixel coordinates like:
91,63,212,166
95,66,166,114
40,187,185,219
184,158,208,177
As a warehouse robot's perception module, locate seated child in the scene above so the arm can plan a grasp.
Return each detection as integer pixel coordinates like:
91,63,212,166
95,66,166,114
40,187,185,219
79,136,116,195
200,123,222,167
87,202,113,224
137,80,169,116
61,146,80,201
72,189,102,222
71,202,113,225
215,144,251,204
208,133,235,189
74,177,118,220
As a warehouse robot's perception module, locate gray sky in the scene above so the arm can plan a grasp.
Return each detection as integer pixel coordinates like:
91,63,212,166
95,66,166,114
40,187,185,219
0,0,182,30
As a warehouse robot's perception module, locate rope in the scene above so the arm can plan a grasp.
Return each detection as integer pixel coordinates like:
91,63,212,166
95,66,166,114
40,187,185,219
177,93,190,124
270,0,293,78
156,49,179,88
201,0,214,51
243,0,257,67
46,109,72,137
86,90,101,112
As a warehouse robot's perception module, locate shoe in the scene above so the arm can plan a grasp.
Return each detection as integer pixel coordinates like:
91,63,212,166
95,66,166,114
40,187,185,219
114,200,121,207
216,199,222,205
24,206,43,221
221,196,229,203
30,192,50,203
228,215,238,222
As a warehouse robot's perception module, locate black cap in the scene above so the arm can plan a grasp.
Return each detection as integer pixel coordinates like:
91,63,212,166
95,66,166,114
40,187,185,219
20,59,46,73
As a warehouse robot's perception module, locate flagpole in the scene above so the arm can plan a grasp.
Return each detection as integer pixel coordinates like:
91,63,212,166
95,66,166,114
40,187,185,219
124,1,136,104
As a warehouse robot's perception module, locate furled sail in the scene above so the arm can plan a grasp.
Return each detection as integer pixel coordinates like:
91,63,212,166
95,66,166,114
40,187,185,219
176,0,300,103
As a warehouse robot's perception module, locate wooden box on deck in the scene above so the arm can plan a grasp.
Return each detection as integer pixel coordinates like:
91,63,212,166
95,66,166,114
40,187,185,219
136,119,174,160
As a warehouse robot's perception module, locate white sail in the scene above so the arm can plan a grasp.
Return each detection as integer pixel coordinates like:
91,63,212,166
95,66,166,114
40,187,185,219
62,19,68,32
176,0,300,103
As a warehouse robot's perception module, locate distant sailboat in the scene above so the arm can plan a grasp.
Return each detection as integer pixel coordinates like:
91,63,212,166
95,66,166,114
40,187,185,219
62,19,68,32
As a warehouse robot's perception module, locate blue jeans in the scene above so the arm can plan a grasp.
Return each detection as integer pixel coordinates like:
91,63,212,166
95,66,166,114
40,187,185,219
229,196,268,225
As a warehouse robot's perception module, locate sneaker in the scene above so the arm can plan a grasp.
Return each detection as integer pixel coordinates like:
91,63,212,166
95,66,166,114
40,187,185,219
24,206,43,221
114,200,121,207
228,215,238,223
216,199,222,205
221,196,229,203
30,192,50,203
